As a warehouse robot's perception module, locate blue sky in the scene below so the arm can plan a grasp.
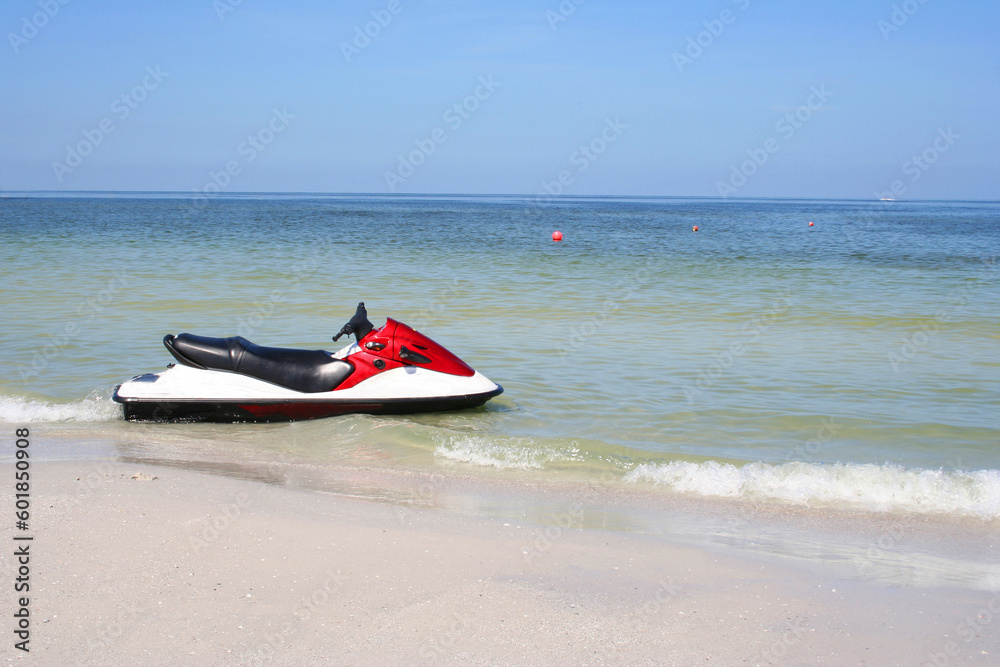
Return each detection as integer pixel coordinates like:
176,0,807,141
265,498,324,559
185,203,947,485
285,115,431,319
2,0,998,199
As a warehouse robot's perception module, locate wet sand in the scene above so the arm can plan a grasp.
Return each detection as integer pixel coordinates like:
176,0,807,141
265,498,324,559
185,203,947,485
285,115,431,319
3,461,998,666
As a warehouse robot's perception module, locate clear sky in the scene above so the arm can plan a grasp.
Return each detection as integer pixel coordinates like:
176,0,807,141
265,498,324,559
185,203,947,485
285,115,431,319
2,0,998,199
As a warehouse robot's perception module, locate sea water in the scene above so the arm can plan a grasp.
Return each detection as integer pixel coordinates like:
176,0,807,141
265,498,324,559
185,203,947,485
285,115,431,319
1,194,998,526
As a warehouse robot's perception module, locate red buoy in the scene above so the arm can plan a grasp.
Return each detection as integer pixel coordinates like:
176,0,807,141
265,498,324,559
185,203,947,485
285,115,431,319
552,230,563,241
809,221,814,227
692,226,699,232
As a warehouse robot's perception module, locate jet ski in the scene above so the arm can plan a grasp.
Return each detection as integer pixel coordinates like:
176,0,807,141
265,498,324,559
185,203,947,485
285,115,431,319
112,302,503,422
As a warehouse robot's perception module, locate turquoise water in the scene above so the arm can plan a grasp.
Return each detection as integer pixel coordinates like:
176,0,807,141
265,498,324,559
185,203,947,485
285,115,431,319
1,194,998,519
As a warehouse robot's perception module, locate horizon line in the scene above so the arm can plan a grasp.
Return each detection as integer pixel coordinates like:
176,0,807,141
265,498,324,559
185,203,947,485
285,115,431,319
2,190,998,205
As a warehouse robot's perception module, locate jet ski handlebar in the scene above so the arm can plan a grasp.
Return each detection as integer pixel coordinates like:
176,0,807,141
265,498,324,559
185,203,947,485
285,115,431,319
333,302,375,343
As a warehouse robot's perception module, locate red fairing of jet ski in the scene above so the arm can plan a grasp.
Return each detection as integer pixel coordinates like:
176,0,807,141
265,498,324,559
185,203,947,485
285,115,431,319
112,303,503,422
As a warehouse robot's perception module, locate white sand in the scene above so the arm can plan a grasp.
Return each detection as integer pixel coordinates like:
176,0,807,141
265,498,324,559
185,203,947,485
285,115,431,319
2,461,997,666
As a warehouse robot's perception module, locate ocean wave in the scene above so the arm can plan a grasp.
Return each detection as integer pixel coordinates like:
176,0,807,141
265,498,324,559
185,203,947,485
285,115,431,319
0,395,121,423
625,460,1000,519
434,435,582,470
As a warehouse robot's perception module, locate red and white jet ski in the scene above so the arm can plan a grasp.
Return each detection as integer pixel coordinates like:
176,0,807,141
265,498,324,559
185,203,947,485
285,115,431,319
113,302,503,422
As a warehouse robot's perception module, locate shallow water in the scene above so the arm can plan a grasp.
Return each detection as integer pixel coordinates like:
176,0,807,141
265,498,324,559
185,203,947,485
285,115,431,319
2,194,998,521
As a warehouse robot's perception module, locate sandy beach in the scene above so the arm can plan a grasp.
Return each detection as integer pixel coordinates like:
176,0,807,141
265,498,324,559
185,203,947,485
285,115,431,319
1,460,995,666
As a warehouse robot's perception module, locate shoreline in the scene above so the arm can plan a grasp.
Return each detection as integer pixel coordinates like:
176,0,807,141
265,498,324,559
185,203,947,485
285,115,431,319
114,450,1000,590
3,460,998,665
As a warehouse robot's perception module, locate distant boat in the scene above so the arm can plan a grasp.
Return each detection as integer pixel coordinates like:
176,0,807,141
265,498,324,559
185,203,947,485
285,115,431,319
880,197,896,201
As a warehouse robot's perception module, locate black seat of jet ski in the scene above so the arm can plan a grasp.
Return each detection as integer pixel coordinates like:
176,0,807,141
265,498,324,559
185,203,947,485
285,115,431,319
163,334,354,394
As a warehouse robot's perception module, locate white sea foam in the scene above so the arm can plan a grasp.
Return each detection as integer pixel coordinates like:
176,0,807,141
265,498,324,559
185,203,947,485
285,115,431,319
0,395,121,423
434,436,581,470
625,460,1000,519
